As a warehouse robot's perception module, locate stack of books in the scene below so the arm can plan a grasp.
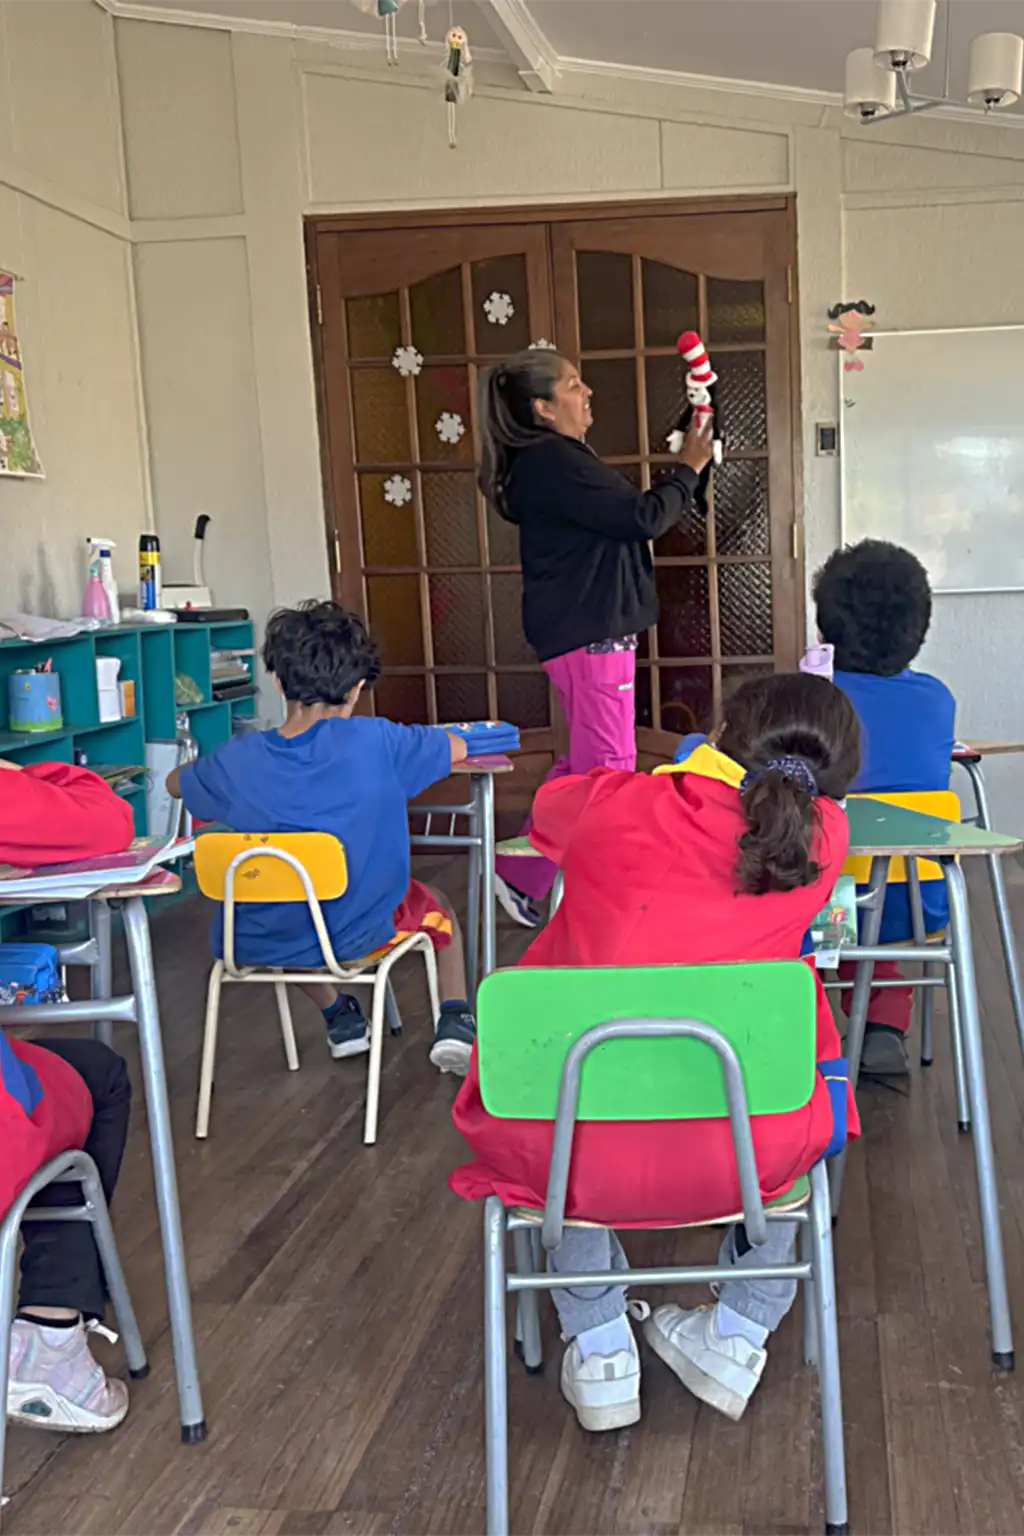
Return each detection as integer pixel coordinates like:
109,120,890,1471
211,649,254,701
441,720,520,756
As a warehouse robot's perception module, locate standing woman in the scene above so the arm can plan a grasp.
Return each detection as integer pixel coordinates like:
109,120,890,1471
480,347,713,925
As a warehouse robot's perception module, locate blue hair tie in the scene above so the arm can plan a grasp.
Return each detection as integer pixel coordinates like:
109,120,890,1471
740,756,819,798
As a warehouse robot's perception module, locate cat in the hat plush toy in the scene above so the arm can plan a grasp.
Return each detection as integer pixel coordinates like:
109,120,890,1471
667,330,723,467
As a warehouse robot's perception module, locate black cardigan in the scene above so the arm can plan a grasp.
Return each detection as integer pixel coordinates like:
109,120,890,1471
502,433,700,663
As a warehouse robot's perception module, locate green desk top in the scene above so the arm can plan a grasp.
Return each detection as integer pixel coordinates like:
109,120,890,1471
846,797,1022,857
497,800,1023,863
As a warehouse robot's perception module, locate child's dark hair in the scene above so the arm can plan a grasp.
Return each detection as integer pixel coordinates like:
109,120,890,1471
478,348,568,519
716,673,861,896
813,539,932,676
262,600,381,705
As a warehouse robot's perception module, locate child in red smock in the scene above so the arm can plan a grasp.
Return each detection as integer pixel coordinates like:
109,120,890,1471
450,674,861,1432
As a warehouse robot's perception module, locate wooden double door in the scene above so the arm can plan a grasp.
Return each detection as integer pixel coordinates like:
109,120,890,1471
307,197,801,795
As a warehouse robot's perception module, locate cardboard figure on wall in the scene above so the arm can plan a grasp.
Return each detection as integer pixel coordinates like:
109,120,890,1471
828,300,876,372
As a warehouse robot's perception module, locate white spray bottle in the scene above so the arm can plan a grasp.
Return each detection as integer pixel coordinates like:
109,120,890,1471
86,537,120,625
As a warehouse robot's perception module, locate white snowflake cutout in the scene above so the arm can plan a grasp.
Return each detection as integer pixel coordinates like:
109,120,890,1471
483,291,515,327
528,338,556,350
435,411,466,445
391,345,423,378
383,474,413,507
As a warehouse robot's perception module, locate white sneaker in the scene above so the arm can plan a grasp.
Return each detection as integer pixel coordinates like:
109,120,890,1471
643,1304,766,1421
560,1326,641,1432
493,874,543,929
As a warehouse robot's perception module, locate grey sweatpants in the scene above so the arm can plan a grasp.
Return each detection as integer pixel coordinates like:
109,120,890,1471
549,1220,799,1340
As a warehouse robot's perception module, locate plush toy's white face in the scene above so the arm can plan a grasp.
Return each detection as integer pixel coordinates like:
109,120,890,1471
446,25,468,47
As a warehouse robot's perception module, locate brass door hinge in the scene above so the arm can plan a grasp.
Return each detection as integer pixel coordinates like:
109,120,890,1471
333,531,341,573
791,519,802,561
315,282,323,326
786,266,794,305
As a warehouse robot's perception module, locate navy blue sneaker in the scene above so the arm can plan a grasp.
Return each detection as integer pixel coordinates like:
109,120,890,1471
324,994,370,1060
494,873,542,929
429,1002,477,1077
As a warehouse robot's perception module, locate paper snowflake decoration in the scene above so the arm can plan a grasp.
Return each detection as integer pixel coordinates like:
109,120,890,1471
383,474,413,507
391,345,423,378
528,338,556,351
436,411,466,445
483,291,515,326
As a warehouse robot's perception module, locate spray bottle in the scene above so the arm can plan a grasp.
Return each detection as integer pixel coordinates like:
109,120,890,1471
86,538,120,625
82,544,112,622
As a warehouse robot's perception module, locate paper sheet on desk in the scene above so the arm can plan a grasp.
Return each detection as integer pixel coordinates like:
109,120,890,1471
0,834,193,897
0,613,103,642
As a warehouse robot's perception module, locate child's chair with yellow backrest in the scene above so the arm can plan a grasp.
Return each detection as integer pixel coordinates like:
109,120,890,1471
840,790,967,1116
194,832,440,1146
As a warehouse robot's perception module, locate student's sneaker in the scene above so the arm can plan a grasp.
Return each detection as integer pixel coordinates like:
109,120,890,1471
644,1304,766,1421
429,1002,477,1076
859,1023,910,1078
494,873,542,929
325,994,370,1060
560,1324,642,1432
7,1318,129,1433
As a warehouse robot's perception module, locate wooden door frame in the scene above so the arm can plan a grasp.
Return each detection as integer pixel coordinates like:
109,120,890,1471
305,194,805,749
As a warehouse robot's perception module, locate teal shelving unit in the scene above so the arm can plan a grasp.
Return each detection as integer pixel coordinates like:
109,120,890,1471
0,617,257,836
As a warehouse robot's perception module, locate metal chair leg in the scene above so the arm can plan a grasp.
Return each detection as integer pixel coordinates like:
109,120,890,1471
947,949,971,1133
921,974,935,1066
385,977,403,1036
512,1228,543,1375
801,1220,818,1368
195,960,224,1140
274,982,300,1071
0,1191,20,1513
79,1156,148,1378
483,1197,510,1536
363,975,389,1146
810,1163,849,1535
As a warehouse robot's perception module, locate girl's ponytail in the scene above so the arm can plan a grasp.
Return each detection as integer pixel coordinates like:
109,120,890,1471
716,673,861,897
737,759,820,895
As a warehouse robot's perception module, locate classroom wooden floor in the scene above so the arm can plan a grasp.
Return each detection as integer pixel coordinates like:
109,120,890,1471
8,853,1024,1535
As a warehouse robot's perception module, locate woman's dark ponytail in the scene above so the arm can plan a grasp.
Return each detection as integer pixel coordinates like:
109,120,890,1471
716,673,862,897
478,348,567,519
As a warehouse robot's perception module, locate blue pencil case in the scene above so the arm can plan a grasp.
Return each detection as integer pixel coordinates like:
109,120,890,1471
0,943,66,1007
442,720,520,755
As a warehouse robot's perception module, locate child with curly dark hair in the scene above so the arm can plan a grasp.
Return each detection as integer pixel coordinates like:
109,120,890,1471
813,539,956,1076
168,601,477,1075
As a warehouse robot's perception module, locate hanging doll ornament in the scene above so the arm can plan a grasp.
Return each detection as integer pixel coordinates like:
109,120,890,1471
350,0,427,65
443,25,473,146
667,331,724,467
828,300,876,372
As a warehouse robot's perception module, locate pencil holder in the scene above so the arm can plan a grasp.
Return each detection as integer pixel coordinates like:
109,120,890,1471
9,670,63,733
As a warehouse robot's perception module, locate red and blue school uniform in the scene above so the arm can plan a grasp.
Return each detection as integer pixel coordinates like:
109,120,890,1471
450,745,858,1228
834,667,957,1033
178,715,455,967
1,764,134,1215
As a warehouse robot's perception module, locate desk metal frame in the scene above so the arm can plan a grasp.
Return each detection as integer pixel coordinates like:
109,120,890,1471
411,770,496,996
3,892,206,1439
830,854,1013,1368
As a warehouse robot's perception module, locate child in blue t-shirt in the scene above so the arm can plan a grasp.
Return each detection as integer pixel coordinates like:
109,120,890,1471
813,539,956,1076
167,601,476,1076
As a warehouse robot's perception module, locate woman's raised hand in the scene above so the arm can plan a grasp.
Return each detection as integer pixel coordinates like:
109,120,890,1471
677,414,714,474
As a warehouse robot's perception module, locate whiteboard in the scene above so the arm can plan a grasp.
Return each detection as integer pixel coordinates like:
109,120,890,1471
840,326,1024,593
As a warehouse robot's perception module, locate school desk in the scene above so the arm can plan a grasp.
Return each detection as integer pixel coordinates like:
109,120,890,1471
951,744,1024,1053
410,754,513,996
0,867,206,1441
839,795,1022,1368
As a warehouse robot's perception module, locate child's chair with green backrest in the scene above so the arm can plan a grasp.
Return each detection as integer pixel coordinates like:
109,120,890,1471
193,832,440,1145
477,962,848,1536
841,790,969,1123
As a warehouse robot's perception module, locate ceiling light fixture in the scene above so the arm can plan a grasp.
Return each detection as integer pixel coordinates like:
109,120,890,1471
845,0,1024,124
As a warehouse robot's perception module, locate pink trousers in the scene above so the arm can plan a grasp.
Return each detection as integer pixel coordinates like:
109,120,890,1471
495,647,638,902
836,958,913,1033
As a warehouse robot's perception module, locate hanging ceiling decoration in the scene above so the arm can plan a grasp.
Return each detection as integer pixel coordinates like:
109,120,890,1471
349,0,427,65
845,0,1024,123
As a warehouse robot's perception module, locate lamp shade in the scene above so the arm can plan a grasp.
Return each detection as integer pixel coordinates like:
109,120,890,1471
967,32,1024,108
874,0,936,71
844,47,898,118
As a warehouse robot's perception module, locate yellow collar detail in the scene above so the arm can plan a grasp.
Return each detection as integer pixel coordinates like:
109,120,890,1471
653,742,745,790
